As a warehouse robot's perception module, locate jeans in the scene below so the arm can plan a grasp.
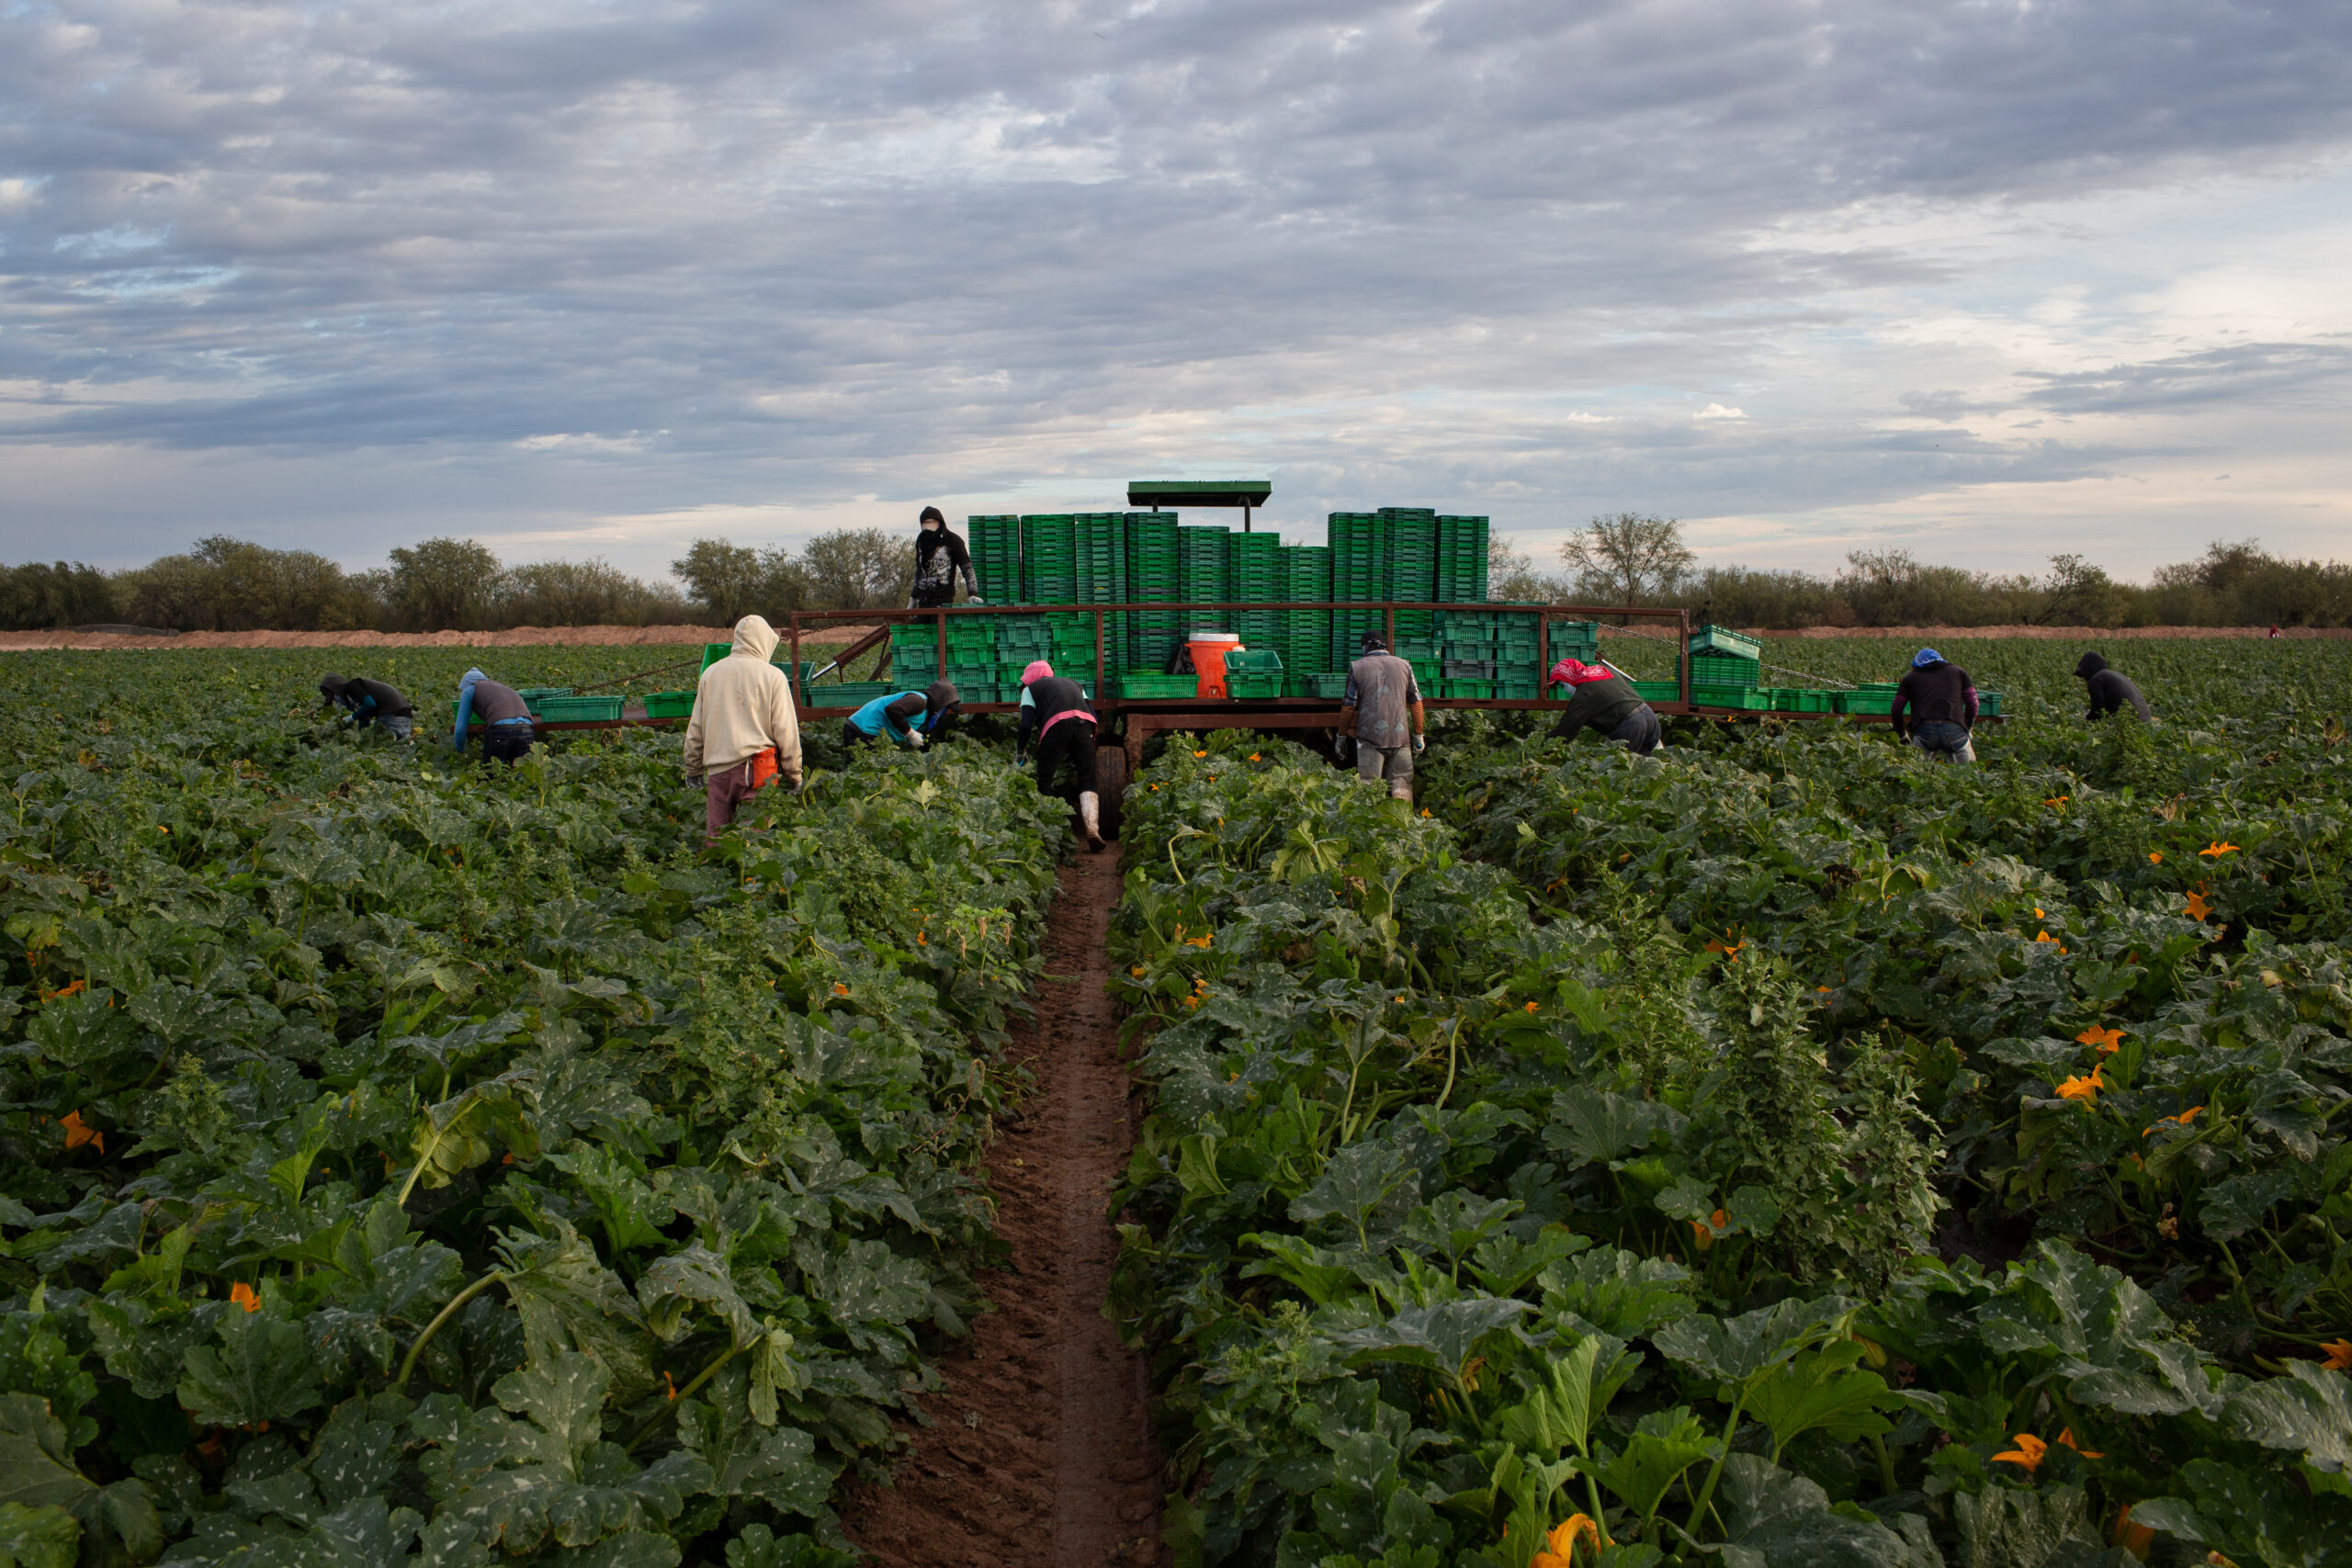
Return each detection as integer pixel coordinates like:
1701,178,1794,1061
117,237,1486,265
1035,720,1099,807
482,723,535,764
1911,720,1975,763
1607,706,1661,756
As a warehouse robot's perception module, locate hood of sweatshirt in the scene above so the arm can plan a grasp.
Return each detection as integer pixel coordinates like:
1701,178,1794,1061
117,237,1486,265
320,673,349,703
2075,651,2109,680
730,615,779,664
924,681,960,717
459,668,486,694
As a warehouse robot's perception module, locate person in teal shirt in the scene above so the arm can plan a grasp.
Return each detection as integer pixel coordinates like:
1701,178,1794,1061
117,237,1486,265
842,682,959,749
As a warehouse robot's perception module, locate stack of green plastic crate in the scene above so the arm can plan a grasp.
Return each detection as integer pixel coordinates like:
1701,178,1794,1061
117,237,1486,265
1435,515,1490,604
1380,507,1438,649
1686,626,1764,707
1125,513,1182,675
1282,545,1334,692
1046,612,1102,684
1021,514,1077,604
1326,513,1380,671
989,614,1051,698
1073,512,1128,679
1179,525,1229,637
944,617,999,703
968,515,1022,603
1227,531,1281,662
888,623,941,688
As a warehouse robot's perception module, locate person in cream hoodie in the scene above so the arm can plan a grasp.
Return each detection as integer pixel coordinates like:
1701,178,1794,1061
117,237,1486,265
684,615,803,837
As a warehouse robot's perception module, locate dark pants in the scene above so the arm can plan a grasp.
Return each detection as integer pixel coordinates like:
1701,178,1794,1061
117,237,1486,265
1035,720,1098,807
842,720,883,748
481,724,534,764
705,755,772,838
1607,705,1661,756
911,582,955,609
1910,720,1975,763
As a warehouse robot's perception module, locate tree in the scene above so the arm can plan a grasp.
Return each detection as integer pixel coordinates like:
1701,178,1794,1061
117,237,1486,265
1486,536,1564,604
1559,513,1693,606
796,528,910,611
672,540,767,625
387,537,501,631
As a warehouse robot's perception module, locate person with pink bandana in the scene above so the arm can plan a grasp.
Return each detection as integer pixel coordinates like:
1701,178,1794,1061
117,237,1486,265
1547,657,1661,755
1015,660,1105,852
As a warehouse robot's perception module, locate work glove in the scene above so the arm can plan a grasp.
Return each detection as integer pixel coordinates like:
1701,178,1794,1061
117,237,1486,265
967,595,987,605
1413,735,1426,754
1012,753,1028,769
908,730,927,749
1334,735,1355,765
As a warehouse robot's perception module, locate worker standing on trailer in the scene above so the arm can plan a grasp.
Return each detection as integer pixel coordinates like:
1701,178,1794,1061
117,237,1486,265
1014,660,1106,852
2074,651,2153,723
909,507,984,609
320,673,415,739
842,682,961,750
452,669,537,764
1889,648,1979,763
1545,657,1661,756
684,615,803,837
1338,631,1426,802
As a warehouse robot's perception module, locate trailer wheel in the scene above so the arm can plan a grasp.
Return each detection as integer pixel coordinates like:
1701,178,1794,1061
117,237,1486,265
1095,744,1128,840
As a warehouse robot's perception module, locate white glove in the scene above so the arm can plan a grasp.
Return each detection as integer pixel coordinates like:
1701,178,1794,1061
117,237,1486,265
967,595,987,605
908,730,927,749
1413,734,1426,753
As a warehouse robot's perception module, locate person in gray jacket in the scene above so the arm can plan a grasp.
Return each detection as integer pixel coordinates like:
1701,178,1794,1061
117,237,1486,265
1547,658,1660,755
2075,651,2153,722
452,669,536,764
1338,632,1426,802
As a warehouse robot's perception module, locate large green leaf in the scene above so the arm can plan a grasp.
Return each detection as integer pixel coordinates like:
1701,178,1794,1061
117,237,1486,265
1714,1454,1920,1568
0,1503,77,1568
2218,1359,2352,1473
1650,1296,1849,1385
177,1309,324,1428
1331,1298,1532,1391
1740,1341,1899,1460
1594,1409,1711,1520
1536,1248,1697,1338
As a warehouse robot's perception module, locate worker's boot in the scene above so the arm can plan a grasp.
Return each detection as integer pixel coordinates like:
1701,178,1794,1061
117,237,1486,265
1388,777,1413,804
1078,792,1106,853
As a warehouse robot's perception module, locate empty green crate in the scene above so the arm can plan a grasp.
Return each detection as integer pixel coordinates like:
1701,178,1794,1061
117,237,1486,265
1689,625,1763,660
1978,692,2004,716
640,691,695,719
1770,690,1834,713
812,682,890,708
1227,676,1284,700
1496,679,1540,700
699,643,734,674
1118,672,1198,698
1632,679,1683,703
1692,685,1771,711
535,694,624,723
1442,679,1496,700
1690,652,1760,688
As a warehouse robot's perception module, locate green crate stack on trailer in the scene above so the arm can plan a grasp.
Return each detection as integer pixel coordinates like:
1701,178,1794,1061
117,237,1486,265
1689,650,1760,689
1224,647,1284,700
1380,507,1438,649
1070,511,1126,680
944,617,998,703
1326,513,1380,671
968,515,1022,604
888,623,941,688
1125,512,1182,676
1282,545,1334,692
1021,514,1077,605
1227,530,1281,663
1435,515,1490,604
990,614,1051,698
1178,524,1229,616
1437,607,1496,697
1046,612,1102,685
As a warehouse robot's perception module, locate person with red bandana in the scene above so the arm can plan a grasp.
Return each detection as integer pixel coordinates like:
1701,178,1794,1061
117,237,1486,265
1547,656,1662,755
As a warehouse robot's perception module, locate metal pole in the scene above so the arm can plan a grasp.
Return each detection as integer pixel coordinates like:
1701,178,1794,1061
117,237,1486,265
1094,606,1105,696
1537,608,1549,702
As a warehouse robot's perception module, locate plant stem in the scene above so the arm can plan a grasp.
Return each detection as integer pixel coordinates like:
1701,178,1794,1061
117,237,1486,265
1682,1395,1747,1540
395,1270,506,1390
628,1340,748,1451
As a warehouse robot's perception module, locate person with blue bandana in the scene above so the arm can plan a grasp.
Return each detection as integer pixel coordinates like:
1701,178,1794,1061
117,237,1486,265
1889,648,1978,763
453,668,537,764
842,681,960,750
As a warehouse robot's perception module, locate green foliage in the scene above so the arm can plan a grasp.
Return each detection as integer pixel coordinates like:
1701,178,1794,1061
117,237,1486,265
0,649,1065,1562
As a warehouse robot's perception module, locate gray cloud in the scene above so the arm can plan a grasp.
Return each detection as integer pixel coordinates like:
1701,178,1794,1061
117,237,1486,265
2,0,2350,567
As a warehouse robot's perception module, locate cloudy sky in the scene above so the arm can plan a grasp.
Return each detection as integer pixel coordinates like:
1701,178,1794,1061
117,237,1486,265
4,0,2347,582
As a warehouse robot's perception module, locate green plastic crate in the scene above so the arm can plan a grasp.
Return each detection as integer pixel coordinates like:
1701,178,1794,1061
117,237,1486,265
1226,648,1283,674
1633,679,1682,703
1227,676,1284,700
535,694,623,723
1291,673,1350,699
1769,689,1833,713
699,643,733,674
1690,651,1760,688
1689,624,1762,660
1496,679,1540,700
1117,673,1198,698
1692,685,1771,711
640,691,695,719
1978,691,2004,716
813,682,891,709
1442,679,1496,700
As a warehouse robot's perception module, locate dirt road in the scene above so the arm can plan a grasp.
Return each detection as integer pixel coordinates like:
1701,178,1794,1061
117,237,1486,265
842,846,1162,1567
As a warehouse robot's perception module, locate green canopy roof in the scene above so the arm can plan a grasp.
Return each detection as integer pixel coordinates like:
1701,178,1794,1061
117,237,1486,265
1125,479,1272,509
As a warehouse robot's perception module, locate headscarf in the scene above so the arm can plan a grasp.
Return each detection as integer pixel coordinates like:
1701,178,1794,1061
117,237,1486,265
1912,648,1943,669
1548,657,1613,687
319,673,349,704
1021,660,1053,686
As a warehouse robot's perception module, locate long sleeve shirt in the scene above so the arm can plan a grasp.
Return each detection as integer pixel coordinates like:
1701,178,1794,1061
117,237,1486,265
1550,673,1647,739
1890,662,1977,738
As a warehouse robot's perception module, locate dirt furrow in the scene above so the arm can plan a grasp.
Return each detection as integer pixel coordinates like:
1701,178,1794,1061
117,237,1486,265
842,846,1162,1567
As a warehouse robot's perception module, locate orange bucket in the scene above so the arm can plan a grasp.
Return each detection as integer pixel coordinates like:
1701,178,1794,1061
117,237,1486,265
1186,632,1242,699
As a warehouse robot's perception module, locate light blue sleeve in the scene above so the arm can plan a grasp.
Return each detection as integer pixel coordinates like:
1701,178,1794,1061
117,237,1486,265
453,686,475,749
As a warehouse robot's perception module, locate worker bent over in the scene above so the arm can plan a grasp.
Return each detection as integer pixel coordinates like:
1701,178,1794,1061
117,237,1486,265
842,682,960,749
684,615,804,838
1547,658,1661,754
322,674,415,739
1339,632,1425,802
1016,661,1105,852
1890,648,1979,763
2075,651,2153,723
454,670,535,764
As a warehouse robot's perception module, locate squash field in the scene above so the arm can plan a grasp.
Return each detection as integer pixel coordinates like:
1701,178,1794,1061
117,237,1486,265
1108,638,2352,1567
0,649,1062,1566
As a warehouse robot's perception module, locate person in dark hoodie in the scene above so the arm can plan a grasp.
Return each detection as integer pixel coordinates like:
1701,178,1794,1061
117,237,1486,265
1546,657,1661,756
319,674,415,739
1890,648,1978,763
842,682,961,749
1014,660,1104,851
2075,650,2153,722
909,508,983,609
452,669,536,763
